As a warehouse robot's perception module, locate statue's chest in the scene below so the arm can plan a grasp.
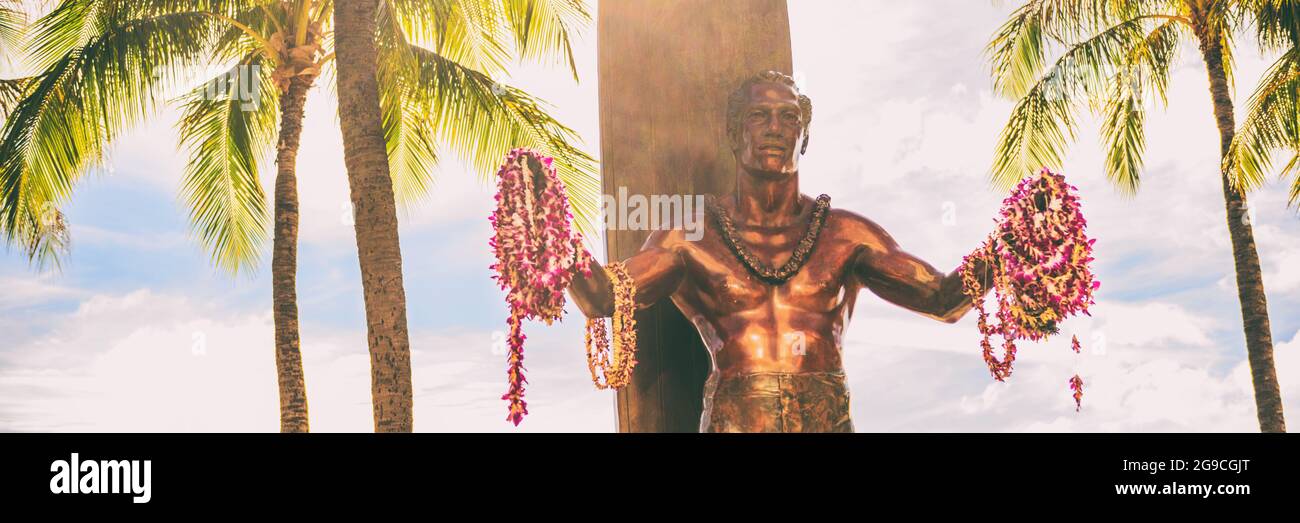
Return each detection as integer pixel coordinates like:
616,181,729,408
688,228,855,313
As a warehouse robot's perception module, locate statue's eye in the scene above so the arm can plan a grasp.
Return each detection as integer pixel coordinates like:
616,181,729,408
781,111,799,122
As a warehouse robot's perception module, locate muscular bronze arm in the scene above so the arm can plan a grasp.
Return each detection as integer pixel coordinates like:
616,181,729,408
851,220,993,324
568,229,689,318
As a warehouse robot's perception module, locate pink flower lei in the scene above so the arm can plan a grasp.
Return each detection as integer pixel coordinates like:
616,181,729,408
488,148,592,426
960,168,1099,408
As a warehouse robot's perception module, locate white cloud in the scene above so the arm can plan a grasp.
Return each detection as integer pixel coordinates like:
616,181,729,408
1087,302,1216,348
0,290,278,431
1264,247,1300,293
70,225,189,252
0,287,613,432
0,274,81,311
840,298,1266,431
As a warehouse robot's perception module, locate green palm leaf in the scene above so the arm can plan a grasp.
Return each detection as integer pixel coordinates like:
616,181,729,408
1098,19,1182,194
1100,73,1147,194
1253,0,1300,50
0,76,28,116
389,44,599,236
0,7,220,264
1226,47,1300,200
386,0,509,77
1230,0,1300,205
986,0,1158,100
499,0,588,81
376,5,599,236
990,15,1155,187
0,0,26,62
176,54,279,275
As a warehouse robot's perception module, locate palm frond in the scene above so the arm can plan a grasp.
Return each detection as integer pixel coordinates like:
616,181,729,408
0,75,29,117
1126,18,1182,106
375,39,440,206
0,0,26,62
1289,154,1300,203
0,8,220,258
499,0,588,81
1225,46,1300,202
992,83,1079,190
26,0,114,71
986,0,1157,99
211,0,288,63
1100,73,1147,194
1090,16,1186,195
376,39,599,236
9,197,70,270
988,1,1052,100
386,0,508,76
989,15,1155,187
176,54,278,275
1253,0,1300,50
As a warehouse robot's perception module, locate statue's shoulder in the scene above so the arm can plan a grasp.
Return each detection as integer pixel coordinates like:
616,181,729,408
641,223,695,252
823,200,889,240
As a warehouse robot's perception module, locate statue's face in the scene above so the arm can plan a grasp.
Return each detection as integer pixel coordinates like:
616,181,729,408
734,81,804,177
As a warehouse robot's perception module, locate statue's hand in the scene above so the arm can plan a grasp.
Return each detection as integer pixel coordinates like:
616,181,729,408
517,154,549,201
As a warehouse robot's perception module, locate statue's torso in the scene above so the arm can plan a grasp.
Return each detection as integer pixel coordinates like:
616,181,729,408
669,195,866,378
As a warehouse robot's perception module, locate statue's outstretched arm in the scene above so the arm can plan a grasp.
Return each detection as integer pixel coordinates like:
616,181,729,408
569,228,688,318
848,213,992,323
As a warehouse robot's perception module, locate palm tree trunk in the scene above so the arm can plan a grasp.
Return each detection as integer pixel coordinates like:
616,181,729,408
273,75,313,433
333,0,414,432
1197,26,1286,433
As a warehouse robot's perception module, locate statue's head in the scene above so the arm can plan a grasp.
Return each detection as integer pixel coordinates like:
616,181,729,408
726,70,812,178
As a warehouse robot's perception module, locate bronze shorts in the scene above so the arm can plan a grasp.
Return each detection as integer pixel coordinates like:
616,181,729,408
703,371,854,433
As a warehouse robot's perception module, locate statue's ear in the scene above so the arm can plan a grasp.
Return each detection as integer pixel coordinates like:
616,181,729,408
800,133,809,155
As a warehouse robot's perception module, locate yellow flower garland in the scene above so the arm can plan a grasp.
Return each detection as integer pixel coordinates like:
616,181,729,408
584,261,639,390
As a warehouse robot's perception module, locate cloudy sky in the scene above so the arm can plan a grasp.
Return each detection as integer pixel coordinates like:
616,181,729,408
1,0,1297,432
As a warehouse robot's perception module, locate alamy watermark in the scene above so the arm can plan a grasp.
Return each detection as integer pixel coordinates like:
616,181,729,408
202,64,261,111
602,187,705,241
50,453,152,503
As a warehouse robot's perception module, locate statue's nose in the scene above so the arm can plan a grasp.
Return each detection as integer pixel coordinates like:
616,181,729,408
762,120,784,138
766,114,782,133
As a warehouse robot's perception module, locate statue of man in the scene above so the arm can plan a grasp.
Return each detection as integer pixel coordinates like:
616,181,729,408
568,70,992,432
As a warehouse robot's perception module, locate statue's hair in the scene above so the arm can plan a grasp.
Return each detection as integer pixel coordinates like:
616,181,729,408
725,70,813,154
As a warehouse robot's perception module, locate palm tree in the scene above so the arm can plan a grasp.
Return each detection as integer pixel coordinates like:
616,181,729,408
0,0,598,432
988,0,1285,432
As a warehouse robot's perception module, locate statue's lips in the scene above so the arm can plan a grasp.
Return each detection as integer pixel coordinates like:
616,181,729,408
756,145,787,155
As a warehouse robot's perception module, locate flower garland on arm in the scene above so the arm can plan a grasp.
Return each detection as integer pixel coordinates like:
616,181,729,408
959,168,1099,410
488,149,641,425
584,262,639,390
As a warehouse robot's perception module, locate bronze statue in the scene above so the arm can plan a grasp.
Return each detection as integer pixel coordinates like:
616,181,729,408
568,71,992,432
